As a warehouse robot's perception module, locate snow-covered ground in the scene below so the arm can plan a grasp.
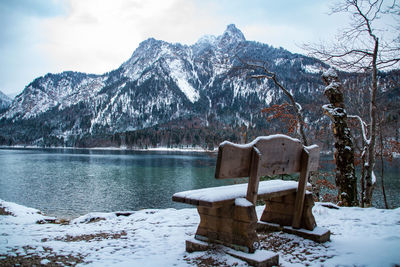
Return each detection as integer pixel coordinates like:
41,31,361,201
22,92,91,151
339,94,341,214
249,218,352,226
1,199,399,266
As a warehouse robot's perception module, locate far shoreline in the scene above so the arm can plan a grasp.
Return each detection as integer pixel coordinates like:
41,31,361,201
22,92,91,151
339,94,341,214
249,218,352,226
6,145,400,159
0,145,218,153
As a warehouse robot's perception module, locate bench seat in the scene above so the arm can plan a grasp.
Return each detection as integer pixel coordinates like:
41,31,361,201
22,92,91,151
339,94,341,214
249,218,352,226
172,180,311,208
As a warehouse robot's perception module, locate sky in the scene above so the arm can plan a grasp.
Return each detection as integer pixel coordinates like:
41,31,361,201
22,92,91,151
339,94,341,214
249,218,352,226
0,0,383,96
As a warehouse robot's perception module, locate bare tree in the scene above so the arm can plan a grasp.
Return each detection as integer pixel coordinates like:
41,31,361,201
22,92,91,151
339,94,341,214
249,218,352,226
233,58,309,146
305,0,400,206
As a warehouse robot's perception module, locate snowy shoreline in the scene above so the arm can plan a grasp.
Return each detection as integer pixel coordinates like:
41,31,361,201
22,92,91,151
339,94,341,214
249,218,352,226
0,145,340,156
1,199,399,266
0,145,217,153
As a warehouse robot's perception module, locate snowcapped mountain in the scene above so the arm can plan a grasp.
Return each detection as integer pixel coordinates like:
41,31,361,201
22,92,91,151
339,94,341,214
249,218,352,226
0,24,331,148
0,91,12,113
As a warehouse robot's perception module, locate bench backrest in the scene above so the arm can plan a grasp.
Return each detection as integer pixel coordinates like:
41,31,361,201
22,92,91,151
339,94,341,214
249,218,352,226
215,134,319,179
214,134,320,229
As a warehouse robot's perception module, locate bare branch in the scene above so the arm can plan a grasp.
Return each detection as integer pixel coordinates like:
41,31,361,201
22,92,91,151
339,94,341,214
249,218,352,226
232,54,309,145
348,115,370,143
304,0,399,71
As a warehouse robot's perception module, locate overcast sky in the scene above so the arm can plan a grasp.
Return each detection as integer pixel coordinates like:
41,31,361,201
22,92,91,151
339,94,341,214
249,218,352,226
0,0,363,96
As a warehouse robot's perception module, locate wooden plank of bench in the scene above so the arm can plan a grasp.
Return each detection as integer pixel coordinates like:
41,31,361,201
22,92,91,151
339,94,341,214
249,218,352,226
246,146,261,205
292,144,319,229
172,180,310,208
292,149,311,229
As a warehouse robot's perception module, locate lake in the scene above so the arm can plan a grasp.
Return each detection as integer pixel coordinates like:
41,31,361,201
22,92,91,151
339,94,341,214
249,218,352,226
0,148,399,218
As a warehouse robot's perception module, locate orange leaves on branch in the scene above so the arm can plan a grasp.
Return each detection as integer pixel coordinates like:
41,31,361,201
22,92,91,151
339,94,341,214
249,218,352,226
381,140,400,163
262,103,301,134
316,179,336,190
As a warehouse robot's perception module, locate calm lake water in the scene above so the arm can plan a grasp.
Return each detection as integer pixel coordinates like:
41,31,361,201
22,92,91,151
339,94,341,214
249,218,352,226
0,148,399,218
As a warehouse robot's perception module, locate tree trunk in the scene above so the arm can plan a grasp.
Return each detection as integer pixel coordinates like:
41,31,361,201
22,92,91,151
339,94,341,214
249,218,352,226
364,38,379,206
379,119,389,209
322,68,358,206
360,142,366,208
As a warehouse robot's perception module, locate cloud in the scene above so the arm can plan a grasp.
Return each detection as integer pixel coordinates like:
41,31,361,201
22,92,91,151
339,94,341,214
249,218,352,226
39,0,224,75
0,0,69,95
3,0,383,95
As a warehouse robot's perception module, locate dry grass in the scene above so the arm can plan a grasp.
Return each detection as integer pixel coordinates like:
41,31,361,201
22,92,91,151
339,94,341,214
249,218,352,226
184,252,235,267
258,232,335,266
0,246,85,266
0,206,13,216
47,231,128,242
60,231,128,242
36,218,70,225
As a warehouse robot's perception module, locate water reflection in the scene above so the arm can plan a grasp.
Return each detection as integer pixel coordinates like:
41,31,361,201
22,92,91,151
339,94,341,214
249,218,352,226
0,148,227,218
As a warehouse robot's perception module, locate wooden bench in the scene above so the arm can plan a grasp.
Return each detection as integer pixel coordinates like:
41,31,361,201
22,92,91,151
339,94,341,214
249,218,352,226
172,134,330,264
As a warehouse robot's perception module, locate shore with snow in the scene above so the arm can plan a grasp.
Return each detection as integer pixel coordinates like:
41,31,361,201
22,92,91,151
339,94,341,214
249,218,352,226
1,199,399,266
0,145,217,153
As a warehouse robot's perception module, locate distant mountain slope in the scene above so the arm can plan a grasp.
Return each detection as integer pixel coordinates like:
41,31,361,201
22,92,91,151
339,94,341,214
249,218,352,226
0,91,12,114
1,24,396,149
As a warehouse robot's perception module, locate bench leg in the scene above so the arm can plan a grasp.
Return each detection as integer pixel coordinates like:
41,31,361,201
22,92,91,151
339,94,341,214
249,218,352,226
260,192,316,231
194,204,259,253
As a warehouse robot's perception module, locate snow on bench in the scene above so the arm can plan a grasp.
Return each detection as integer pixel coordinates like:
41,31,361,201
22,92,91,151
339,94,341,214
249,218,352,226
172,180,311,208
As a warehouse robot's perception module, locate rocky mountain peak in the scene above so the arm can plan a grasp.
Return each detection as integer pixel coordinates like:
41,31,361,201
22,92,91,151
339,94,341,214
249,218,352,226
193,24,246,54
220,24,246,43
224,24,245,38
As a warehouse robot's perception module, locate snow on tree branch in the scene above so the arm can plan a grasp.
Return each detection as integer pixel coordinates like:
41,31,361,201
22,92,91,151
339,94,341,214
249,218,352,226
348,114,371,145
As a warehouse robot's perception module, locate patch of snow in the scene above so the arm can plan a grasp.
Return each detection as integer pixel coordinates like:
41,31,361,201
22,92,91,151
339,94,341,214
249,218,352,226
0,199,47,224
264,89,273,105
220,134,301,150
322,104,346,117
322,67,338,79
303,64,321,74
274,58,286,65
305,144,319,152
295,102,302,112
0,90,12,109
139,146,215,152
71,212,118,224
348,115,370,144
41,259,51,265
214,62,229,76
167,59,199,103
195,35,218,46
371,171,377,185
235,198,253,207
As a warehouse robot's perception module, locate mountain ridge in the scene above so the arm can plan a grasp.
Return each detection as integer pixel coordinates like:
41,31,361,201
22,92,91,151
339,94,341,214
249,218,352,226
0,24,369,149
